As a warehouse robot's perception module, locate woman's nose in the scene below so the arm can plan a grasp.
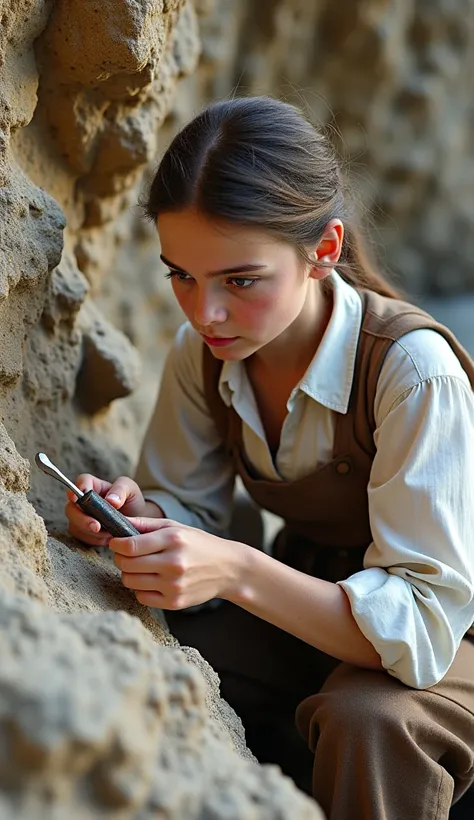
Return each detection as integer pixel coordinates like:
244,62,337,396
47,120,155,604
194,289,227,326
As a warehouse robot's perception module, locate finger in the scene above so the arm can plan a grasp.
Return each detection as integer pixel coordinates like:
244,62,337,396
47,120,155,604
66,476,113,506
109,532,163,558
76,474,113,497
65,500,102,535
121,572,161,591
109,527,181,558
68,522,112,548
135,590,164,607
127,516,179,534
104,477,140,509
113,553,162,573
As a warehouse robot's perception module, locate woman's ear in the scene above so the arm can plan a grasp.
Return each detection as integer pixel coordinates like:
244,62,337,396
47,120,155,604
309,219,344,280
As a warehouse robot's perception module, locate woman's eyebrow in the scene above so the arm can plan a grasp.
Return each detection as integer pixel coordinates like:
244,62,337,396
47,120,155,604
160,254,268,278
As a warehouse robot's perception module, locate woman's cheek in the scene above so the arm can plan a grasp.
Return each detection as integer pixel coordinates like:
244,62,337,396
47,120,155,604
243,289,296,335
172,282,192,317
236,292,276,330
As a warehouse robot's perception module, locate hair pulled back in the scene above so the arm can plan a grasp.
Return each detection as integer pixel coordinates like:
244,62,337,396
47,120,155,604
142,96,400,299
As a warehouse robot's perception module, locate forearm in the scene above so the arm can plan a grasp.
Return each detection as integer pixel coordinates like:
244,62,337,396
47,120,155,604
226,542,383,671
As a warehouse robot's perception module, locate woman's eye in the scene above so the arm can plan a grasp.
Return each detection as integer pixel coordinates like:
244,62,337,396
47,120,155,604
229,277,258,289
165,270,257,289
166,270,192,282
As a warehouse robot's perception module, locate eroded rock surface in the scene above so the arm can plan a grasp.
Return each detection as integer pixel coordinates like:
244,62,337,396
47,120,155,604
0,592,320,818
0,1,324,817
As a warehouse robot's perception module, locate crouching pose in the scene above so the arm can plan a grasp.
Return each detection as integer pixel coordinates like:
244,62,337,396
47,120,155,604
67,96,474,820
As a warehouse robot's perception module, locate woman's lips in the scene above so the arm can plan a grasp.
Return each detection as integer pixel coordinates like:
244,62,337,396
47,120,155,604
201,335,239,347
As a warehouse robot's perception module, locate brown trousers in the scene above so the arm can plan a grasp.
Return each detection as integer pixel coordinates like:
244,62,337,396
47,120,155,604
167,600,474,820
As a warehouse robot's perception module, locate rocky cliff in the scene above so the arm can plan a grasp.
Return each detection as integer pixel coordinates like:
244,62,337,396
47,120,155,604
0,1,323,816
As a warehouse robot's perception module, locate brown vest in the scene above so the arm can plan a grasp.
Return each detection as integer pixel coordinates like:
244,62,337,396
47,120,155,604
202,290,474,584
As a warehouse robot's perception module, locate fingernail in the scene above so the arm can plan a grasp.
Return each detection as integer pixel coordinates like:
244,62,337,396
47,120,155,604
89,521,100,533
106,494,120,503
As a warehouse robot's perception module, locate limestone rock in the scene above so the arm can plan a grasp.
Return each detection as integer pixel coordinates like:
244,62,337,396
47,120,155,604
0,423,30,493
0,592,323,819
0,167,65,387
0,426,50,604
75,301,142,415
38,0,199,196
41,253,90,332
1,6,293,813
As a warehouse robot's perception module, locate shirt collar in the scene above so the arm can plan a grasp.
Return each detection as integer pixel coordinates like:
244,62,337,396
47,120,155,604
218,270,363,414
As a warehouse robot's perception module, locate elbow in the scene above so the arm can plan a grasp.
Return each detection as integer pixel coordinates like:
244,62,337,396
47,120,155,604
383,637,459,691
365,653,384,673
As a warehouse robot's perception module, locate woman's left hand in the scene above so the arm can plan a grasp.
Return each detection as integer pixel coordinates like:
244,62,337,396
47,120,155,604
108,517,245,609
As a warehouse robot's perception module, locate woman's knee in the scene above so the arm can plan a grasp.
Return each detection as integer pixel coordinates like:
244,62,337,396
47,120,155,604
296,664,409,750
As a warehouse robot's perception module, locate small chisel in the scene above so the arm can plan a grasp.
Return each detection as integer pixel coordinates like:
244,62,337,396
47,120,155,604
35,452,140,538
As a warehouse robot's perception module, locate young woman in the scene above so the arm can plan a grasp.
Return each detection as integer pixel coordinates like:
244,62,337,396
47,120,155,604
66,97,474,820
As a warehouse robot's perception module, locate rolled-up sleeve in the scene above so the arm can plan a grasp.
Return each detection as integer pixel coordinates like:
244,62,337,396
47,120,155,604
339,340,474,689
134,323,235,535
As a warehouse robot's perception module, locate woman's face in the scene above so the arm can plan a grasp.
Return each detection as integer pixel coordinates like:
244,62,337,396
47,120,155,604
157,208,316,361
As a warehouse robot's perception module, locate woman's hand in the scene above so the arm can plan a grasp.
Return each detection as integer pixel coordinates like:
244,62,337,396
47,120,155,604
65,474,163,547
109,517,247,609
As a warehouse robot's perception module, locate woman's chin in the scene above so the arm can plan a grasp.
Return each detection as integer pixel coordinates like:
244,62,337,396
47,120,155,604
208,341,257,361
209,346,245,361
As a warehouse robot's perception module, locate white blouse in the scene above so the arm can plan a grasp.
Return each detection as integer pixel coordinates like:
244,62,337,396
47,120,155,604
136,271,474,689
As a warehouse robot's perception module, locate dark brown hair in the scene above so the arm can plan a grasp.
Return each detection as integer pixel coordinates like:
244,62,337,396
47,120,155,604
142,96,401,299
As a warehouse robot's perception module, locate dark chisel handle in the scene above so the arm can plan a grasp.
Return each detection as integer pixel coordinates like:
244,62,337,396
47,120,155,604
78,490,140,537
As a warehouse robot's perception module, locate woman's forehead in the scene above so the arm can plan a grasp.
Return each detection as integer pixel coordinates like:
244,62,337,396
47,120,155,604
157,208,291,263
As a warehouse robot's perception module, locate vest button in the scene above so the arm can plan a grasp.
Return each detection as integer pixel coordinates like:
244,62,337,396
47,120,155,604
336,460,351,475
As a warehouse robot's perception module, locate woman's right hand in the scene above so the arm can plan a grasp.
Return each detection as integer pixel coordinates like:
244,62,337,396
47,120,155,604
65,474,154,546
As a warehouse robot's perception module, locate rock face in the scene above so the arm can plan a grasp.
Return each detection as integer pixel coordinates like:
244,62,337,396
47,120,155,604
0,1,323,817
0,592,321,818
